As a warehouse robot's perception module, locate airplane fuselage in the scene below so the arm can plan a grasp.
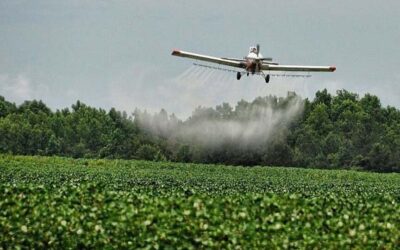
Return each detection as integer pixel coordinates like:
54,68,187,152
240,50,264,74
241,59,259,74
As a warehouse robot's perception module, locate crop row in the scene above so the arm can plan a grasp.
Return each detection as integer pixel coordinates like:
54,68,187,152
1,183,399,249
0,155,399,248
1,155,399,197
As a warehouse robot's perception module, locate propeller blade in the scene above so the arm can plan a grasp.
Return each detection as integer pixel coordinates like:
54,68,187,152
256,44,260,56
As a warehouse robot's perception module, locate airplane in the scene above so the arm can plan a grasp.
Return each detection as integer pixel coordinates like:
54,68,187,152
171,44,336,83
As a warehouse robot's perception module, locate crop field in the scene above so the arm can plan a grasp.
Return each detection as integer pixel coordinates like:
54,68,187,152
0,155,399,249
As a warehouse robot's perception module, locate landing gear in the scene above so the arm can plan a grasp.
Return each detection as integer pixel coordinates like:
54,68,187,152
236,72,241,80
265,74,270,83
260,71,270,83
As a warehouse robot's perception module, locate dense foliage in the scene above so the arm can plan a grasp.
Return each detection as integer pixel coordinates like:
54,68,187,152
0,155,399,248
0,89,399,172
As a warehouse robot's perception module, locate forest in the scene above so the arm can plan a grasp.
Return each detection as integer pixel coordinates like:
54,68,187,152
0,89,399,172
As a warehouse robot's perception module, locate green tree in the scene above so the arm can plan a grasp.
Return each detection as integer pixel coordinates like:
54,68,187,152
136,144,166,161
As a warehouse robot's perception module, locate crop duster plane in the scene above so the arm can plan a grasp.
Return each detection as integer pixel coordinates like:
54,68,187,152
171,44,336,83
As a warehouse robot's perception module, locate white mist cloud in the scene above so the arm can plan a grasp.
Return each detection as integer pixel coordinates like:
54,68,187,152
137,95,304,148
178,98,303,147
0,74,50,103
0,74,32,101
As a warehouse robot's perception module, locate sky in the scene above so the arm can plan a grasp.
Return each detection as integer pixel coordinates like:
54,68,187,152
0,0,399,118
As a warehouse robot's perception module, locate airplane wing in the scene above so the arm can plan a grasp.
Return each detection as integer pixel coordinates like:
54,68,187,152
172,50,244,69
262,64,336,72
221,57,245,62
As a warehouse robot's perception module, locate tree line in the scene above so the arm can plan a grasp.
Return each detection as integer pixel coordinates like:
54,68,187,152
0,89,399,172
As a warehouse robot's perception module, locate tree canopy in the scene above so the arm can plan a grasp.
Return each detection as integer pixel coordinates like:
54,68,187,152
0,89,399,172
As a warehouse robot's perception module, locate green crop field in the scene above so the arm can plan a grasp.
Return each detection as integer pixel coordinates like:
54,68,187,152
0,155,399,249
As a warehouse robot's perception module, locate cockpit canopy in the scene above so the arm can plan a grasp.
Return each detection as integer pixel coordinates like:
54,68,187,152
248,46,263,58
249,46,257,54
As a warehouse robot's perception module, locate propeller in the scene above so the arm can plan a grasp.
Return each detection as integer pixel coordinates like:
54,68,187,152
256,44,274,61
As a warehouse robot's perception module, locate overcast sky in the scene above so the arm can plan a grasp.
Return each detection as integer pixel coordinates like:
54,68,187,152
1,0,399,118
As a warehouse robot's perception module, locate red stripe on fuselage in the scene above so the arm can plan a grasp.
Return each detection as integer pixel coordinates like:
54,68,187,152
245,59,260,74
171,49,181,56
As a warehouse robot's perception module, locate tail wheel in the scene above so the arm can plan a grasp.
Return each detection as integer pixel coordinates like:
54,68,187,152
236,72,241,80
265,74,270,83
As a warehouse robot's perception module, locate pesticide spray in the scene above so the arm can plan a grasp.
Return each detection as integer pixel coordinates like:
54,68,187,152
136,64,305,150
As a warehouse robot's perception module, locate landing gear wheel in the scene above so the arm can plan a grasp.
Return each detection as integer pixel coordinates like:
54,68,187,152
236,72,241,80
265,74,270,83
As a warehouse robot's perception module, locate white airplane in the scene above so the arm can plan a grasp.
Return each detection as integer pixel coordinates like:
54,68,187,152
172,44,336,83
